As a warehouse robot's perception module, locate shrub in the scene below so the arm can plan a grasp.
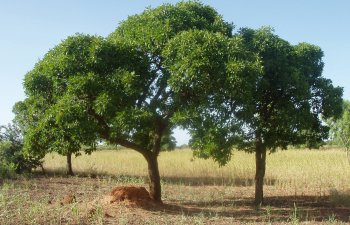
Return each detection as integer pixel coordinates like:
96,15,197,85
0,123,43,175
330,189,350,207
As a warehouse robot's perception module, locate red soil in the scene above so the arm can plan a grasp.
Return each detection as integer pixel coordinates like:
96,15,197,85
109,186,152,205
60,194,76,205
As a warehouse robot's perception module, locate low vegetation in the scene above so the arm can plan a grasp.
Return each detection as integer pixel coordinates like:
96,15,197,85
0,123,43,177
1,148,349,224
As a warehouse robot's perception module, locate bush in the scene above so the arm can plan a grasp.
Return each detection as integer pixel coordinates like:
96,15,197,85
0,123,43,175
330,189,350,207
0,159,16,178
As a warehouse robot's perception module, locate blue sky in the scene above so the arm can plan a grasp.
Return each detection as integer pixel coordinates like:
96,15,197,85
1,0,349,145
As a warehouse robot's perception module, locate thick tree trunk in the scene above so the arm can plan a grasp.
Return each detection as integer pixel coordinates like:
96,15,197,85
145,153,162,203
254,140,266,206
102,116,166,203
66,152,74,176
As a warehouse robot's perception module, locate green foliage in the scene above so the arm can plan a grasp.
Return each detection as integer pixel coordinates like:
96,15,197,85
0,123,43,175
161,130,177,151
0,146,16,178
16,34,125,158
187,27,343,164
110,1,233,53
330,189,350,207
163,29,261,165
328,100,350,162
19,1,243,159
238,27,342,150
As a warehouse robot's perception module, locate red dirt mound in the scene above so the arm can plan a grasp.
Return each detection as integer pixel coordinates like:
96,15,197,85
109,186,152,205
60,194,76,205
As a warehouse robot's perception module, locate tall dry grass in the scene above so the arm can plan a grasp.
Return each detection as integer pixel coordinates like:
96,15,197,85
43,148,350,195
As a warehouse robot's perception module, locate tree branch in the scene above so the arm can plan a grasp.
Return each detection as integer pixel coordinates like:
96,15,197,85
137,56,164,108
115,138,148,156
137,74,157,108
88,108,147,156
152,118,167,156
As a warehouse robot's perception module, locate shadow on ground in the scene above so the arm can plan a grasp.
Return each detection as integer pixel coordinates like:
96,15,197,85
138,195,350,223
33,169,278,187
28,170,350,223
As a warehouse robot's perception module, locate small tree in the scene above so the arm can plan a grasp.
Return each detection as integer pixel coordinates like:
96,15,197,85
329,100,350,163
0,123,43,174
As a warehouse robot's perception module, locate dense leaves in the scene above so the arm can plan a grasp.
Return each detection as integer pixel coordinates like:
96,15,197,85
329,100,350,163
163,29,261,165
187,27,343,161
18,1,250,201
237,27,343,151
0,123,43,175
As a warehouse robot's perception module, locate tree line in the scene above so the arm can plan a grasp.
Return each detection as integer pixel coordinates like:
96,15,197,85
0,1,345,206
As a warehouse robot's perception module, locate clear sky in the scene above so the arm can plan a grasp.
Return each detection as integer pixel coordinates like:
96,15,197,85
1,0,349,145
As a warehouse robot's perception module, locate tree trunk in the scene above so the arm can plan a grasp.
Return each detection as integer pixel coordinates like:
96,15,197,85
254,140,266,206
40,164,46,174
66,152,74,176
145,153,162,203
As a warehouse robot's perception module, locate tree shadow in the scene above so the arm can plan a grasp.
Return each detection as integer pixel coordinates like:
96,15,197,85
28,171,350,222
138,195,350,223
162,175,277,186
34,169,278,187
161,176,258,187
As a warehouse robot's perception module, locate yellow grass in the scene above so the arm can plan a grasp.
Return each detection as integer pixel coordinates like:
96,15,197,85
43,148,350,196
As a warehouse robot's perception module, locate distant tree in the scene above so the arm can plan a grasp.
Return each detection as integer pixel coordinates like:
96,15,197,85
19,2,259,202
328,100,350,163
0,123,43,174
184,27,343,205
160,130,177,151
178,144,189,150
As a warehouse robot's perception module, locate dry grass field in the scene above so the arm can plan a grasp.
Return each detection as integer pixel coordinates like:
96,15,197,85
1,148,350,224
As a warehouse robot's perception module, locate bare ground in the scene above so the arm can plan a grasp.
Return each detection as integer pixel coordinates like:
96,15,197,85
0,173,349,225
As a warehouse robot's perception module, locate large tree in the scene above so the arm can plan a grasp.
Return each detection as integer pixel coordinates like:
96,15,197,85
19,2,258,202
182,27,343,205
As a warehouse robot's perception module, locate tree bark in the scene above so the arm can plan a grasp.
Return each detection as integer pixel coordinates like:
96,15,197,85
40,164,46,174
254,139,266,206
144,120,164,203
66,152,74,176
145,153,162,203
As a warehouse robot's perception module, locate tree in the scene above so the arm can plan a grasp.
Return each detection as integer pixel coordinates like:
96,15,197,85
329,100,350,163
0,123,43,174
14,35,106,176
184,27,343,205
15,100,82,176
20,2,258,202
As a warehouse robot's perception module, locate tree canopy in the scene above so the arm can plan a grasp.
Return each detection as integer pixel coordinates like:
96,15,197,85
17,1,260,202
